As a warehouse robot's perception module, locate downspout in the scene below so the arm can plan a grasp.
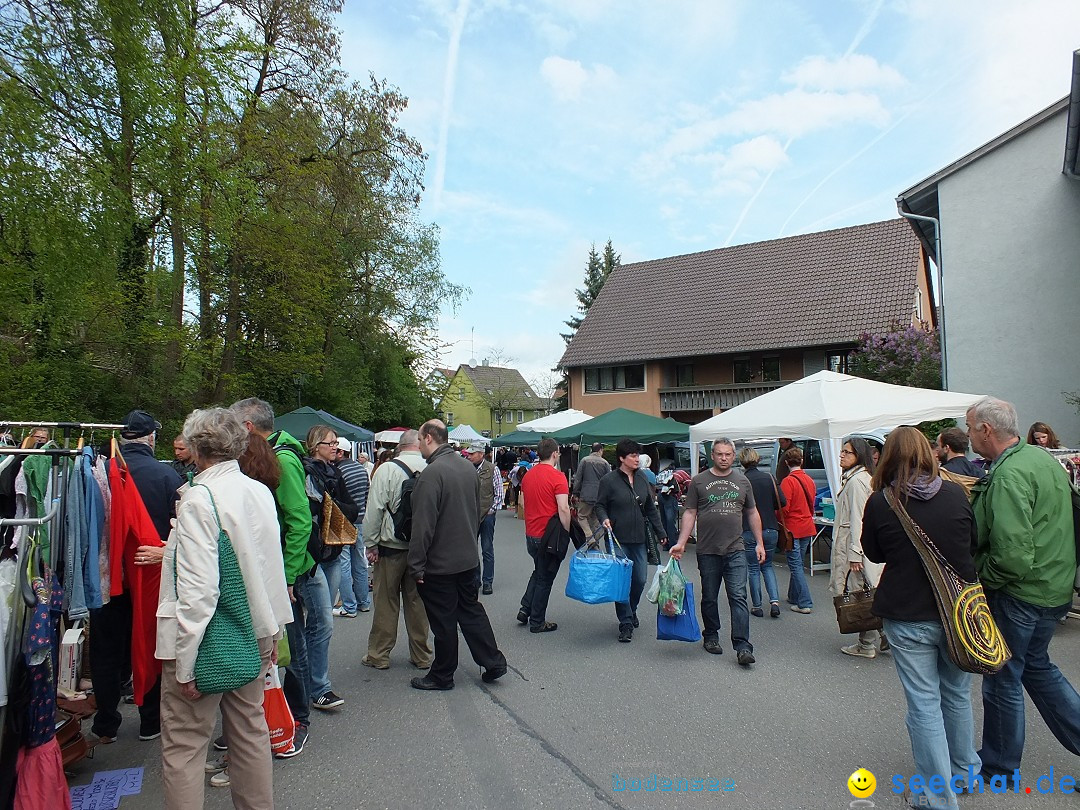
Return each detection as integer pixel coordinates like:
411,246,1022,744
896,210,947,390
1064,49,1080,178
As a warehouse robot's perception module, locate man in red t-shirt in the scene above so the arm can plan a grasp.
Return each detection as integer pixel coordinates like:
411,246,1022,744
517,438,571,633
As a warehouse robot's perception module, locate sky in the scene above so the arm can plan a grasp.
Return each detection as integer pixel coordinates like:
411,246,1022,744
338,0,1080,393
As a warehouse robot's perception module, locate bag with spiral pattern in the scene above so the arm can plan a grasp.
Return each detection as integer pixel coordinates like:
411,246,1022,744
884,489,1010,675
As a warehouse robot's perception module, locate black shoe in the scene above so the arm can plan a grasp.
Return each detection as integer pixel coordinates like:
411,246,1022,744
632,615,640,628
410,676,454,691
482,584,493,595
274,724,308,759
213,735,228,751
138,727,161,741
737,649,756,666
751,607,764,618
618,626,633,643
770,602,780,618
481,665,507,683
530,621,558,633
312,690,344,710
516,610,529,625
703,639,723,655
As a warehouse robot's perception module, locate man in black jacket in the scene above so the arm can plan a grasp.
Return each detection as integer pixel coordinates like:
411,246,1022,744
90,409,182,744
408,420,507,690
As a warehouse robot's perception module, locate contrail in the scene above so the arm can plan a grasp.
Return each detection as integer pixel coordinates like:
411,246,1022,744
433,0,470,211
723,0,881,246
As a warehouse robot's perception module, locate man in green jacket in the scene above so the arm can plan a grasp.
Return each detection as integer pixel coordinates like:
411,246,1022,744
966,396,1079,778
232,398,337,760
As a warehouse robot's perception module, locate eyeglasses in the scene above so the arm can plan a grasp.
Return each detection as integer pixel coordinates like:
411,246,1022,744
316,441,336,448
840,449,855,456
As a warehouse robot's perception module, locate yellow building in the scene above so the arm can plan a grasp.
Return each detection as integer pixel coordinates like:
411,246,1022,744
436,362,549,438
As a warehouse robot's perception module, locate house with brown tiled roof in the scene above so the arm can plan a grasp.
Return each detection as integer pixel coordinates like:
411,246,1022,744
558,218,933,422
435,362,551,438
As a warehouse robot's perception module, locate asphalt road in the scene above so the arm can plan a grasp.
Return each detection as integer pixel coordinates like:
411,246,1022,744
70,513,1080,810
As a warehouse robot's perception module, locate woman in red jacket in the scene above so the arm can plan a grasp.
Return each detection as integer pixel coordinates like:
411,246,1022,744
780,447,816,613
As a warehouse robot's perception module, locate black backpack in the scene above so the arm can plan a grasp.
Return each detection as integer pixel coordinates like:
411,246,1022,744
388,459,420,542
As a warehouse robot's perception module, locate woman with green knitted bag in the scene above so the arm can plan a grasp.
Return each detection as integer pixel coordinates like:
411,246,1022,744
156,408,293,809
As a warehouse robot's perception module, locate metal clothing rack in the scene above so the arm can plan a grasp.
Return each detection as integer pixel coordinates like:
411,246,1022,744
0,421,125,766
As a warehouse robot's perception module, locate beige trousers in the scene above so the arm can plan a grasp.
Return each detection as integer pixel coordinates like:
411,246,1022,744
575,501,601,541
365,549,433,668
161,636,275,810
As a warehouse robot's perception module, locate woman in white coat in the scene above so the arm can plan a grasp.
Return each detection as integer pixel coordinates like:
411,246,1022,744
156,408,292,810
830,437,886,659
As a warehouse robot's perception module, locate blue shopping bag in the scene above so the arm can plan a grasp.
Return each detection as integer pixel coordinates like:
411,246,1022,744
656,581,702,642
565,531,633,605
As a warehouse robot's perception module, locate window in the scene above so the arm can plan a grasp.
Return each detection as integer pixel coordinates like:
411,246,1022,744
762,357,780,382
733,357,752,384
826,352,848,374
518,410,524,422
445,412,454,425
495,412,501,424
457,388,465,401
505,411,513,423
584,364,646,392
524,391,531,398
675,363,694,387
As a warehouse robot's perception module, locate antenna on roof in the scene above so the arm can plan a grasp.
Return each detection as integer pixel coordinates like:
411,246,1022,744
468,326,476,367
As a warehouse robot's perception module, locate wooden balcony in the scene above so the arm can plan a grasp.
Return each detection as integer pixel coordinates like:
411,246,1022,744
658,381,788,412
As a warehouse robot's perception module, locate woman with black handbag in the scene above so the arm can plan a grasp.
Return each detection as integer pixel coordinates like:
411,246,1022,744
861,427,981,810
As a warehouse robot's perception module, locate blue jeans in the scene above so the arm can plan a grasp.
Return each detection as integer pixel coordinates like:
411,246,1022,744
658,495,679,546
743,529,779,608
883,619,980,810
520,536,560,628
283,600,310,727
614,542,649,628
979,590,1080,776
294,566,334,701
697,550,751,653
478,512,496,587
338,542,371,613
785,536,813,609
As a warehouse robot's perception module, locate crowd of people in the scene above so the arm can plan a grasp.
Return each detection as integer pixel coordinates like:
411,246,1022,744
67,394,1077,810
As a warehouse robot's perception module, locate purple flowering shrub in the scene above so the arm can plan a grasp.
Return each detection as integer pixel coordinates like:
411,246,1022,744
847,321,942,391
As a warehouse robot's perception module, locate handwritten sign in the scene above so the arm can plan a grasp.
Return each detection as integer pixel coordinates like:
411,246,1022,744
69,767,143,810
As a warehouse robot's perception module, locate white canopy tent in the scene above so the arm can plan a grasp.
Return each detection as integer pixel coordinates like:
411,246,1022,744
688,370,987,496
516,409,593,432
448,424,486,444
374,429,405,444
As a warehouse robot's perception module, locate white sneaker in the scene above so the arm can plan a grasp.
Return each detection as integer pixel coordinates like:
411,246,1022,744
332,606,357,618
204,755,228,774
841,643,877,659
210,768,230,788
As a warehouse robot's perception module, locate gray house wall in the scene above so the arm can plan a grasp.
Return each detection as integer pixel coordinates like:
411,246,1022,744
938,109,1080,446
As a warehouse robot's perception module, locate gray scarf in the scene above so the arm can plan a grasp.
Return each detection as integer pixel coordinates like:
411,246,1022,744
895,474,942,501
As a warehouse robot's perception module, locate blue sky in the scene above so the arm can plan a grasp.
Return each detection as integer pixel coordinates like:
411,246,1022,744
339,1,1080,392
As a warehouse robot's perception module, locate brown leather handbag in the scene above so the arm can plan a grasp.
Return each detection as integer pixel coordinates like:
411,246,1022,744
771,475,794,552
833,571,883,633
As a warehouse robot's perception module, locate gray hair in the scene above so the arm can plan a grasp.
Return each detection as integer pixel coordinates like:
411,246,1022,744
230,397,274,432
121,434,155,448
968,397,1019,439
640,454,651,468
713,437,736,452
183,408,248,464
397,429,420,450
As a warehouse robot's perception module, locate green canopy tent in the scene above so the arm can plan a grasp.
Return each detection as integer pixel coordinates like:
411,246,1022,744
490,429,547,447
273,406,374,443
548,408,690,446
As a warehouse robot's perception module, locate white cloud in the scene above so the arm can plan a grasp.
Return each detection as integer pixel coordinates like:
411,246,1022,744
724,135,790,177
722,89,890,138
783,53,904,91
539,56,616,102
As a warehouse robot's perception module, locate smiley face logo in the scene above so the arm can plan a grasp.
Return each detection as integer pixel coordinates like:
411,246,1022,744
847,768,876,798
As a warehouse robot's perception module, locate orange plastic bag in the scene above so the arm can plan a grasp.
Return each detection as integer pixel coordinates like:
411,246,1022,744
263,666,294,755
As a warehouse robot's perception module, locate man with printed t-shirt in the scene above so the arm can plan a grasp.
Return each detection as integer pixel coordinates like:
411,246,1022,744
671,438,765,666
517,438,571,633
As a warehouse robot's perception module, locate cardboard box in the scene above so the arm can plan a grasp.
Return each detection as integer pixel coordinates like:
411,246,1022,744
59,627,85,694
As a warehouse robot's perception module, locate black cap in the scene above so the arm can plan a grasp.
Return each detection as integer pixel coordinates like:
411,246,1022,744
121,409,161,439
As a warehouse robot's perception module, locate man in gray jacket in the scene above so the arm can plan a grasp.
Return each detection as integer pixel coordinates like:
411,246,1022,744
408,420,507,690
572,442,609,543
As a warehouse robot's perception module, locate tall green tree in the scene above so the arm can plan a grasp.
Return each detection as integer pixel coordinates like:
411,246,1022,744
555,239,619,409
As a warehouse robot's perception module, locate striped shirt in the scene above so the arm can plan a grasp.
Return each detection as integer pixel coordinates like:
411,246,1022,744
337,458,370,525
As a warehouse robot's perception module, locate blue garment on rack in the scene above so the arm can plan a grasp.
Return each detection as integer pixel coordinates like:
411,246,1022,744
62,457,88,621
80,448,103,611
